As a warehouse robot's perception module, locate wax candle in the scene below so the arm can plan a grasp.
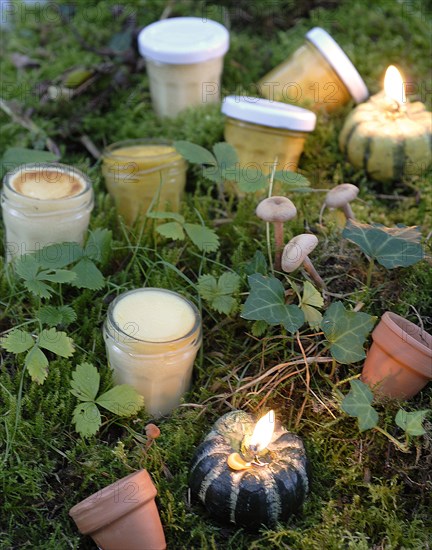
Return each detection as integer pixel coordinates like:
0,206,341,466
101,139,187,225
103,288,202,418
339,65,432,182
189,410,309,528
1,163,94,260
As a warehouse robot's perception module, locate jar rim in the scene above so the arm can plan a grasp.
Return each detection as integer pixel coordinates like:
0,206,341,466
102,138,182,163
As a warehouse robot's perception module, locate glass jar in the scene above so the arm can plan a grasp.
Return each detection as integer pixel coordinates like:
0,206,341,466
1,163,94,260
138,17,229,118
101,139,187,225
258,27,368,112
103,288,202,418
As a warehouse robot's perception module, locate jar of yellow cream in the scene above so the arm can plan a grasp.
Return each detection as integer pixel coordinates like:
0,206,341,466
103,288,202,418
258,27,368,112
221,96,316,179
101,139,187,225
138,17,229,118
1,163,94,260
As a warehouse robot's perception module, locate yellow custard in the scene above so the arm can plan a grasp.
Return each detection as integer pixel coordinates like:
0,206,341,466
11,169,85,199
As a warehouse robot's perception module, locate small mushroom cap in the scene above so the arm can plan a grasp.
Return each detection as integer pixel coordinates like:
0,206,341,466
325,184,359,208
145,423,161,439
281,234,319,273
256,196,297,223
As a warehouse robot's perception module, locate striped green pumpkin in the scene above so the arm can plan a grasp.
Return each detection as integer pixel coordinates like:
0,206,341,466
189,411,309,529
339,95,431,183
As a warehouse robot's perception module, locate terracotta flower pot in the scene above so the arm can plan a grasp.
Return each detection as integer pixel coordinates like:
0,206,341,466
361,311,432,399
69,470,166,550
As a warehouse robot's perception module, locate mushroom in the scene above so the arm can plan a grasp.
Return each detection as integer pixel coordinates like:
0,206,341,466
256,196,297,271
323,183,359,221
281,234,326,289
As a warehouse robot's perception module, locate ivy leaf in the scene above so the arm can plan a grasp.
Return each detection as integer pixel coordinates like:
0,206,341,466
84,228,112,263
0,329,34,353
73,402,101,437
321,302,376,364
300,281,324,329
241,274,304,333
198,272,241,314
245,251,268,276
341,380,379,432
342,220,424,268
156,222,185,241
213,142,238,169
174,141,217,166
395,409,430,436
184,223,220,253
36,305,77,327
96,385,144,416
25,346,49,384
272,171,311,189
70,362,100,402
38,328,74,357
70,258,105,290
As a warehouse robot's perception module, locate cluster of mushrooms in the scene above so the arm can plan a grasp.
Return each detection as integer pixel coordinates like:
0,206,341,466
256,183,359,289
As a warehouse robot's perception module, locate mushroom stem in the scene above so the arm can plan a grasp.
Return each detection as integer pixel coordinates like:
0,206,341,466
342,203,355,220
302,257,326,289
273,221,284,271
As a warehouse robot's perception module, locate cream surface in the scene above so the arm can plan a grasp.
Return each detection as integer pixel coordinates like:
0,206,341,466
11,169,85,200
113,290,196,342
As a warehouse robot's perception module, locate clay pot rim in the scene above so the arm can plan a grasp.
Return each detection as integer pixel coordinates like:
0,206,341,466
380,312,432,355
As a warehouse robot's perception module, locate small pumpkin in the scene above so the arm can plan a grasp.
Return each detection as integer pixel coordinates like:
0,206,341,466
339,93,431,183
189,411,309,529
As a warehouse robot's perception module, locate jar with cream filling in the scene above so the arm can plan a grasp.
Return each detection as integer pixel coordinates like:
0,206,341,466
1,163,94,260
103,288,202,418
258,27,369,112
102,139,187,225
138,17,229,118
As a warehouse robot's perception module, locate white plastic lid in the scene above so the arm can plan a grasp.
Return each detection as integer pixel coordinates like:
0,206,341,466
306,27,369,103
137,17,229,64
221,96,317,132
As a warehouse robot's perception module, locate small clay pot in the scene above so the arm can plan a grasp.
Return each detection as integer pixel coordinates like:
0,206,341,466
69,469,166,550
361,311,432,399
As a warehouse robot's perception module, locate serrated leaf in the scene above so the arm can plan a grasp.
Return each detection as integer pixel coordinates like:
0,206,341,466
184,223,220,253
73,402,101,437
237,171,268,193
0,330,34,354
24,279,53,299
241,274,304,333
342,220,424,268
213,142,238,169
251,319,268,337
33,242,83,269
174,141,217,166
84,228,112,263
14,254,39,280
36,305,77,327
395,409,430,436
70,258,105,290
321,302,376,364
96,385,144,416
272,171,311,188
37,269,76,284
341,380,379,432
25,346,48,384
203,165,223,184
70,362,100,402
156,222,185,241
38,328,74,357
300,281,324,329
198,272,240,315
245,251,268,276
147,211,185,223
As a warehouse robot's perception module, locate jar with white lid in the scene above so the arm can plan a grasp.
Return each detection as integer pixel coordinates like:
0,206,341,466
258,27,369,112
138,17,229,118
1,163,94,260
221,96,316,186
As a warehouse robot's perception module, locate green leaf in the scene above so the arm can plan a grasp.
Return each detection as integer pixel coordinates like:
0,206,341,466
70,362,100,402
33,242,83,268
300,281,324,329
251,320,269,337
0,330,34,354
108,30,132,53
36,305,77,327
96,385,144,416
70,258,105,290
25,346,49,384
272,171,311,189
174,140,217,166
156,222,185,241
213,142,238,169
147,211,185,223
14,254,40,280
184,223,220,253
38,328,74,357
241,274,304,333
341,380,379,432
64,68,93,88
37,269,76,284
342,220,424,268
1,147,59,172
85,228,112,263
245,251,268,276
395,409,430,436
237,171,268,193
198,272,241,314
321,302,376,364
203,165,223,184
73,402,101,437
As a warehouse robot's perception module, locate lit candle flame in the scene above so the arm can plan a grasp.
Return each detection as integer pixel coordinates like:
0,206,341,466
249,410,275,453
384,65,405,105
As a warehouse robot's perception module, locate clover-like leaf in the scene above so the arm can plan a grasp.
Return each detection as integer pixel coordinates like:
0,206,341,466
38,328,74,357
198,272,241,315
70,362,100,402
321,302,376,364
156,222,185,241
237,170,268,193
0,329,34,354
300,281,324,329
147,211,185,223
25,346,49,384
84,228,112,263
272,171,311,189
341,379,379,432
184,223,220,253
36,305,77,327
174,141,217,166
72,402,101,437
213,142,238,170
96,385,144,416
69,258,105,290
395,409,430,436
33,242,83,269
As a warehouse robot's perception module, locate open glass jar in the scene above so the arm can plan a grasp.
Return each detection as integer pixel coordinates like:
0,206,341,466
101,139,187,225
103,288,202,418
1,163,94,260
258,27,368,112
